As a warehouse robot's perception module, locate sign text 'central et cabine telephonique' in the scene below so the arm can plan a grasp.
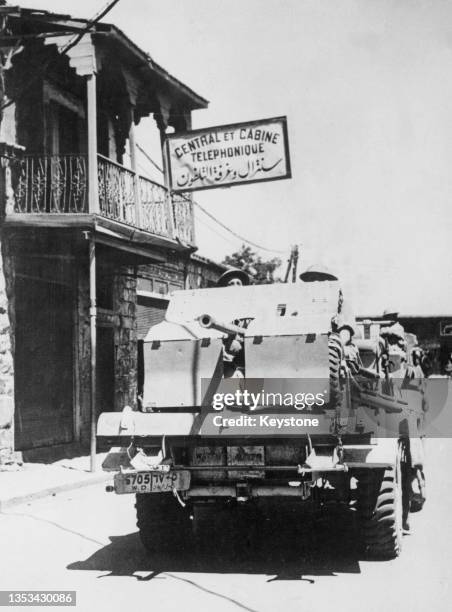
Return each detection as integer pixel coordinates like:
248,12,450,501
165,116,291,193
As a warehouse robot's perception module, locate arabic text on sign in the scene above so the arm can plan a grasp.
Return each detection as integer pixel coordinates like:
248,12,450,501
176,157,283,188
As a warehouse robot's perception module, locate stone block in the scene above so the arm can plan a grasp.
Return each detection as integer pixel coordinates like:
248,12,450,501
119,315,133,329
0,395,13,428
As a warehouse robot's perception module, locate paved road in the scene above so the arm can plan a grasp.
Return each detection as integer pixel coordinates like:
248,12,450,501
1,439,452,612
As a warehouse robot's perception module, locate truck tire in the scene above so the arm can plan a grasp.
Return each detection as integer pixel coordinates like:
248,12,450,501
135,493,192,553
357,463,403,559
328,333,343,407
410,468,426,513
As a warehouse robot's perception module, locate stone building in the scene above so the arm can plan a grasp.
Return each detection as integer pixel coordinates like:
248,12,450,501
0,5,224,463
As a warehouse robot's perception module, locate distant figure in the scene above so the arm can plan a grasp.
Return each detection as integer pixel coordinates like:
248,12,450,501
380,322,407,376
421,350,433,378
411,346,426,378
382,307,399,322
217,268,250,287
443,353,452,378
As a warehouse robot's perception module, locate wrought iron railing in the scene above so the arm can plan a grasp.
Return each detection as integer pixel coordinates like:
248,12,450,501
97,154,135,224
10,153,195,245
173,192,195,245
139,175,171,236
97,154,195,242
14,155,88,213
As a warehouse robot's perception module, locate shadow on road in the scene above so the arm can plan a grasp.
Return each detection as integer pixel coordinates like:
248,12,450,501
67,504,362,581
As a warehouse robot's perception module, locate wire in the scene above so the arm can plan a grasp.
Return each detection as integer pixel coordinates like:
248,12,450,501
193,199,285,254
137,143,164,174
137,161,155,176
194,210,241,248
0,0,122,112
135,142,284,254
59,0,122,55
136,143,284,254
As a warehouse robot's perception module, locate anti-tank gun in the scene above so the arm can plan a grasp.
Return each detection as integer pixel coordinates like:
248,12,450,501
198,314,246,377
198,314,246,336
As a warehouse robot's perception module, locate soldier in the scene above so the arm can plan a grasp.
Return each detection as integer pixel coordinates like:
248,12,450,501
380,322,407,377
411,346,426,378
217,267,251,287
382,307,399,322
215,267,249,374
443,353,452,378
299,264,361,375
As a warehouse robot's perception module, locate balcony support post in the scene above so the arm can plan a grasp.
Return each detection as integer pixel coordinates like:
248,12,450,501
87,73,99,214
155,100,175,239
45,34,99,213
128,107,141,227
89,234,97,472
162,142,175,239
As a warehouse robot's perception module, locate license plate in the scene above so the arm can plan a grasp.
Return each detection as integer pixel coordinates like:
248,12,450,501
227,445,265,479
114,470,191,494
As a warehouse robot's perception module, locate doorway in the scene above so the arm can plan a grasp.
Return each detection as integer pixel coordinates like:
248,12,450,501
15,276,74,450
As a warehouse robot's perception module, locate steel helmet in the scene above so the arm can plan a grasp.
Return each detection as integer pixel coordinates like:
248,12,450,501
299,264,338,282
217,267,250,287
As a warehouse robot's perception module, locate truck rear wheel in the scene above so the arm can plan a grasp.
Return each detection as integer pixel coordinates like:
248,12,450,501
135,493,192,554
410,468,426,513
357,463,403,559
328,333,343,408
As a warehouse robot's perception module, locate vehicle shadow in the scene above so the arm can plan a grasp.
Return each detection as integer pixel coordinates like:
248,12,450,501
67,504,362,581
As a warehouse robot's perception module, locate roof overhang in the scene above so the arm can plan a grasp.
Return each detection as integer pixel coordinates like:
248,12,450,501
1,5,208,111
3,213,195,264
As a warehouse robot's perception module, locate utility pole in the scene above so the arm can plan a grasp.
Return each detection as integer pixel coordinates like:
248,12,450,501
291,245,299,283
284,245,300,283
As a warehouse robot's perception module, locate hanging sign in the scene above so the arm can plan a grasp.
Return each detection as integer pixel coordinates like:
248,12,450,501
165,116,291,193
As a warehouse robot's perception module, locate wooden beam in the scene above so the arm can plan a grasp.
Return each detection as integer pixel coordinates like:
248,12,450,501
94,234,167,263
3,213,191,252
2,213,94,227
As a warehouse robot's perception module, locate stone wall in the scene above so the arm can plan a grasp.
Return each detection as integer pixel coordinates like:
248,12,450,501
76,262,91,443
77,263,139,439
187,256,224,289
139,259,185,291
113,267,137,410
0,240,14,465
0,151,16,465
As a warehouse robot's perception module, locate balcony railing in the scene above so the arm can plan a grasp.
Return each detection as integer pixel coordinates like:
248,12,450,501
11,153,195,245
14,155,88,213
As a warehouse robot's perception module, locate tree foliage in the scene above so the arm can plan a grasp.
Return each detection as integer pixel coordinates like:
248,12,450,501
222,245,281,284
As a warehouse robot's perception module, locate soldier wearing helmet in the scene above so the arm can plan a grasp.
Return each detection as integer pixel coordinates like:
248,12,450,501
217,267,251,287
300,264,359,372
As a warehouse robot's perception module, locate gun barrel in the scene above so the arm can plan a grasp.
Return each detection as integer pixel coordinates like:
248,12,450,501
198,314,244,336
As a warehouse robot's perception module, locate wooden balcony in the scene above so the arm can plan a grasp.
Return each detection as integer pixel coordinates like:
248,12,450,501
7,153,195,247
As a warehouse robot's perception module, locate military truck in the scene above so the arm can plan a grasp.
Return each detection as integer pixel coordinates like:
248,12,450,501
97,280,426,559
